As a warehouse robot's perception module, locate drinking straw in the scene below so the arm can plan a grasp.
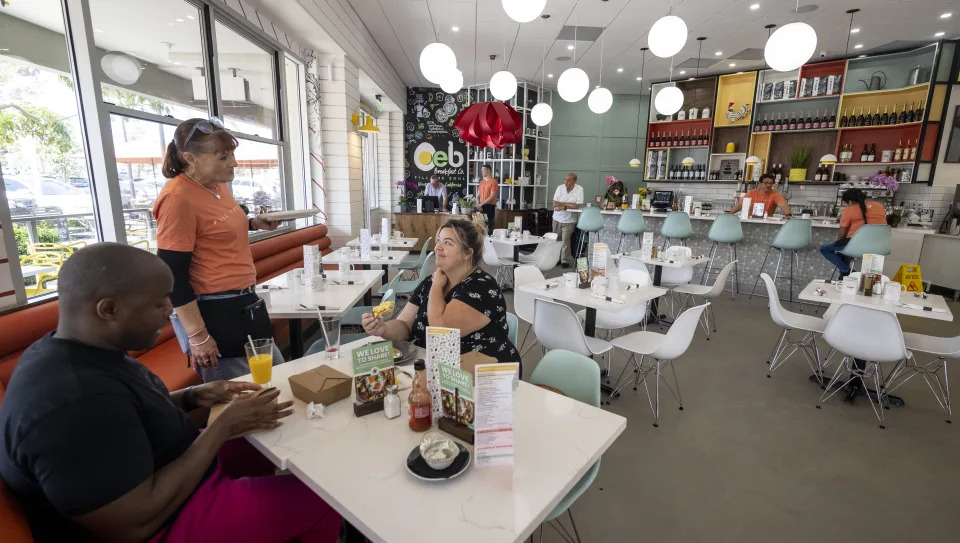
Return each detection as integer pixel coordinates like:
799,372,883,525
316,308,331,351
247,335,256,355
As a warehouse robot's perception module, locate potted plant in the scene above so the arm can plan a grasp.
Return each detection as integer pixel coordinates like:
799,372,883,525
396,195,407,213
459,194,478,215
603,175,625,210
789,148,811,181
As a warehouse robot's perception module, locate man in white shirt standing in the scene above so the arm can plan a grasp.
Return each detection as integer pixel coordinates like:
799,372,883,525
552,173,584,268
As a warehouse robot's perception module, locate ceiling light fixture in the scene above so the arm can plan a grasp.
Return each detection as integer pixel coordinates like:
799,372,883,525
764,0,817,71
502,0,547,23
567,44,575,50
490,68,516,100
842,9,860,64
649,6,688,58
750,3,760,9
617,67,623,72
941,13,952,19
452,26,459,32
421,5,458,84
715,51,722,56
547,73,554,78
558,10,589,102
531,40,553,126
729,63,736,67
636,76,642,81
588,26,612,114
186,15,195,20
854,43,863,49
679,70,686,74
629,47,648,168
935,31,945,37
654,52,684,116
850,27,860,33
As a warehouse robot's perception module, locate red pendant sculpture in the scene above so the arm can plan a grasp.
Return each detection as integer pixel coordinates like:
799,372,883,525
454,102,523,149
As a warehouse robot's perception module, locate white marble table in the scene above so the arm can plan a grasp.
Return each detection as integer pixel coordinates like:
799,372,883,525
799,280,954,322
517,277,667,337
346,236,418,249
259,269,383,356
620,253,710,324
215,336,627,543
321,250,409,287
487,235,546,262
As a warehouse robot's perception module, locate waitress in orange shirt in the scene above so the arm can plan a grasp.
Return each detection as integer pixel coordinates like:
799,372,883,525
476,164,498,235
154,118,282,381
819,188,887,278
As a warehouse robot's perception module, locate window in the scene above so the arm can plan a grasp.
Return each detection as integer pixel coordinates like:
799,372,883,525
0,0,96,299
214,20,278,138
231,138,282,210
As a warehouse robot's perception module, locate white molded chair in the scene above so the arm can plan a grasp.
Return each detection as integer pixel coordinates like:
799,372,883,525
534,298,614,375
610,303,709,427
512,241,562,272
817,304,911,429
576,268,651,337
887,332,959,423
672,261,738,339
513,265,545,357
760,273,828,380
518,235,560,263
482,238,516,286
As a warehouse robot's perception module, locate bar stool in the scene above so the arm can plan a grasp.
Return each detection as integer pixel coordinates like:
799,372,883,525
831,224,892,279
660,211,692,249
616,209,646,253
749,218,812,305
700,214,743,293
575,207,604,260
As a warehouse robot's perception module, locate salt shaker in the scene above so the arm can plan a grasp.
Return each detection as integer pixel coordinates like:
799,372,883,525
383,384,401,419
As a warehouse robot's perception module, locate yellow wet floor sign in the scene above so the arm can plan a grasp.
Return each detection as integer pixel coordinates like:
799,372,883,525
893,265,923,292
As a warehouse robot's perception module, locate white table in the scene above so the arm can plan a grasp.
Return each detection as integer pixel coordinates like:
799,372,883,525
487,235,546,262
259,269,384,357
322,250,409,287
798,281,954,322
20,265,56,279
215,337,627,543
620,253,710,324
517,277,667,338
346,236,418,249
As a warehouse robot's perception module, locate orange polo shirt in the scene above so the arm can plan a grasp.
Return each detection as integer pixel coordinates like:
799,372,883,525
477,178,498,206
153,174,257,294
743,188,787,217
839,200,887,238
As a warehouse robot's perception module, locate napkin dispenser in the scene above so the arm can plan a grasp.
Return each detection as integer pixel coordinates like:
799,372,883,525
288,365,351,405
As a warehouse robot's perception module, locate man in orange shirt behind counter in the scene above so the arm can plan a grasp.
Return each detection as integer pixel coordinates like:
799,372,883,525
476,164,499,235
728,173,793,218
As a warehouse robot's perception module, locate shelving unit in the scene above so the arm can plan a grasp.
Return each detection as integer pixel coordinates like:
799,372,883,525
465,81,552,209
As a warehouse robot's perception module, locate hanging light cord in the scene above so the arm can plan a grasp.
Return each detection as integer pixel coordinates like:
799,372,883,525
425,0,439,42
598,28,604,86
696,40,702,76
843,11,856,57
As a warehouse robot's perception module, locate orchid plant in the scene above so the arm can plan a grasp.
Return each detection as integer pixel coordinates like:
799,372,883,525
866,171,899,193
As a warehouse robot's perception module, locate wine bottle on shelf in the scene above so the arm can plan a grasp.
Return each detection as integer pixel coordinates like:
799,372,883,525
880,105,889,125
787,112,796,130
828,108,836,129
894,140,903,162
898,102,908,124
812,110,821,129
760,113,769,131
803,110,812,130
856,107,865,127
687,130,693,145
754,114,762,132
697,130,704,146
909,139,917,161
907,101,916,123
871,106,881,126
916,100,925,121
868,143,876,162
860,144,869,162
774,164,783,183
839,108,849,128
888,104,898,126
813,164,821,182
863,106,873,127
664,131,671,147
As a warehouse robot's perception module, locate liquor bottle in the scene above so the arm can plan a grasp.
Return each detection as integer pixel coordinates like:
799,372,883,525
812,110,820,129
801,110,810,129
700,165,706,180
754,114,762,132
898,102,908,124
787,112,796,130
839,108,849,128
698,130,705,146
774,164,783,183
828,109,836,128
879,105,888,125
888,104,898,126
687,130,693,145
863,106,873,127
664,131,671,147
915,100,925,121
909,138,917,161
868,143,876,162
760,113,768,131
860,144,869,162
907,101,916,123
894,140,903,162
772,113,780,131
856,107,865,127
871,106,881,126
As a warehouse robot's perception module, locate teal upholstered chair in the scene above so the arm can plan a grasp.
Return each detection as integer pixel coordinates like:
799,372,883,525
529,349,602,542
836,225,892,278
660,211,693,248
750,218,812,305
616,209,646,253
575,207,604,260
506,311,519,347
340,289,396,327
378,252,435,297
701,214,744,293
396,237,432,279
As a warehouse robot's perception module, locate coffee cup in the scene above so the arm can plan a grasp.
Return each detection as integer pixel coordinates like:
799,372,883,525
338,247,349,256
310,275,327,291
836,275,858,295
883,281,905,302
563,272,578,288
591,276,607,296
338,262,349,274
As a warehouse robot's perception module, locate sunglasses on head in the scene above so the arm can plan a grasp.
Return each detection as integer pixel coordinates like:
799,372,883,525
182,117,226,147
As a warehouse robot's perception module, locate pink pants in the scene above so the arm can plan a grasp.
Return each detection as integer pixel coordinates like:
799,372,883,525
149,439,342,543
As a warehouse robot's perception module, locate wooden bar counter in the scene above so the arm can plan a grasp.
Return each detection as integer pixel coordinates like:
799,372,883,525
393,212,466,250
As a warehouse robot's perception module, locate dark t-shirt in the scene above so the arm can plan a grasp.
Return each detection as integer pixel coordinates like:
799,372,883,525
408,268,520,361
0,334,201,542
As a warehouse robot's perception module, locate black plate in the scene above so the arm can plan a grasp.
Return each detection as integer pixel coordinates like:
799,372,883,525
393,341,419,365
405,443,470,482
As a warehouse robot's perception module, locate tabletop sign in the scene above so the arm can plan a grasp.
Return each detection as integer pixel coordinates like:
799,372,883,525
751,202,766,218
576,257,590,288
474,362,519,468
381,217,390,242
591,243,608,276
439,364,474,430
640,232,654,261
740,197,752,220
514,216,522,231
426,327,461,422
352,341,395,405
303,244,321,278
683,195,693,214
631,194,640,209
861,254,884,275
359,229,372,260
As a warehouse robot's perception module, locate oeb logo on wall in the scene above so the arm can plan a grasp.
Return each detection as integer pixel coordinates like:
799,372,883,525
413,141,464,171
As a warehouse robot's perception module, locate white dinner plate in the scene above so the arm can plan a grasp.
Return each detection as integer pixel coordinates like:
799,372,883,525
257,209,321,221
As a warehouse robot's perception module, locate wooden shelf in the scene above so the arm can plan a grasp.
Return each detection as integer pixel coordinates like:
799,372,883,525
838,121,922,132
752,127,837,135
759,94,841,104
841,83,929,98
646,145,711,150
649,118,714,126
834,161,915,167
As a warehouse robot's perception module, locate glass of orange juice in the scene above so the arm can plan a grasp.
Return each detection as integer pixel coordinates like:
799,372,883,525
245,338,274,387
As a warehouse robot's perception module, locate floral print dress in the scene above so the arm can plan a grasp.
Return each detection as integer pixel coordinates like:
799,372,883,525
409,268,520,362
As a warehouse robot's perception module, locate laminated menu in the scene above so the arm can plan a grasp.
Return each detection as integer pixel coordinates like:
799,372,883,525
381,217,390,243
591,243,608,276
861,254,885,275
474,362,519,467
773,81,784,100
439,364,474,430
359,228,372,260
426,327,461,422
352,341,395,403
576,257,590,288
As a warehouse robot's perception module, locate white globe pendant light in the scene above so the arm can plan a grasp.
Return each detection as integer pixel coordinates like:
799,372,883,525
764,21,817,72
420,42,457,84
654,85,684,116
588,87,613,114
648,15,688,58
557,68,589,102
531,102,553,126
440,69,463,93
489,70,517,100
501,0,547,23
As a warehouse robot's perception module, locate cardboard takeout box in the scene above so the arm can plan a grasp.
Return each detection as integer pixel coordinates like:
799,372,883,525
288,365,352,405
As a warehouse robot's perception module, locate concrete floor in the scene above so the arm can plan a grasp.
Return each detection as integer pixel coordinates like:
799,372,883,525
505,274,960,543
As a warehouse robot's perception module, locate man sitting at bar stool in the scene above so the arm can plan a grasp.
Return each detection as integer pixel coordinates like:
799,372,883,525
728,173,793,219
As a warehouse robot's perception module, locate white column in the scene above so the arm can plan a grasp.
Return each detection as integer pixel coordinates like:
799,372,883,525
389,111,404,211
375,114,393,227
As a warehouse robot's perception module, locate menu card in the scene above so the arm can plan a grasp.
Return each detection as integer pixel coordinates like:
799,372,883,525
591,243,608,276
752,202,766,218
683,195,693,214
359,229,372,260
439,364,474,430
576,257,590,288
514,216,522,231
381,217,390,242
640,232,654,260
740,197,752,220
474,362,519,467
352,341,395,403
426,326,461,422
861,254,885,275
631,194,639,209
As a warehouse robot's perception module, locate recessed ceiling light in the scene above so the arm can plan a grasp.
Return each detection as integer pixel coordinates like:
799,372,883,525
167,22,174,26
187,15,195,20
173,61,182,65
941,12,952,19
729,63,736,67
567,44,574,50
617,67,623,72
94,29,103,33
750,3,760,10
714,51,723,56
854,44,863,49
850,27,860,33
688,77,694,80
547,73,554,78
679,70,686,74
176,18,184,22
858,54,866,58
935,31,945,37
452,26,459,32
636,76,642,81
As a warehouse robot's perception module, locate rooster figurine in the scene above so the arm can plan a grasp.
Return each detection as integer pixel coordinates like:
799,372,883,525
726,101,750,123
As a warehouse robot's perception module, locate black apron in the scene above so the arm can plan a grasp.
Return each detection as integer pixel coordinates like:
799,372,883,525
197,292,273,358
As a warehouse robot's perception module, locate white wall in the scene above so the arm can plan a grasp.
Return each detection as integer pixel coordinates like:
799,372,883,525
933,83,960,187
